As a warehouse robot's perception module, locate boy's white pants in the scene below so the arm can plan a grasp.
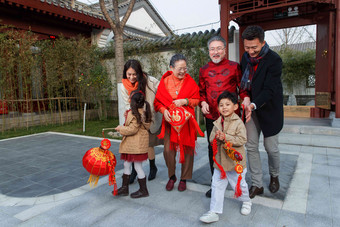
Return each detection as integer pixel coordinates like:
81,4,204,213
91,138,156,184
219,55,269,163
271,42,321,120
210,168,251,214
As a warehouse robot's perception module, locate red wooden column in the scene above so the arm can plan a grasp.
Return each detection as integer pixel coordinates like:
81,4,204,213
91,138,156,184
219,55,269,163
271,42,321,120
335,0,340,119
219,0,229,59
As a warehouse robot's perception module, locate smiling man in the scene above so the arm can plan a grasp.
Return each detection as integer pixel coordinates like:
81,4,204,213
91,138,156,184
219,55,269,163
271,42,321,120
240,25,284,199
199,36,249,198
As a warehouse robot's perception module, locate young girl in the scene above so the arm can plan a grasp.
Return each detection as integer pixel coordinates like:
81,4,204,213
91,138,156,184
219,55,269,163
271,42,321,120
114,91,152,198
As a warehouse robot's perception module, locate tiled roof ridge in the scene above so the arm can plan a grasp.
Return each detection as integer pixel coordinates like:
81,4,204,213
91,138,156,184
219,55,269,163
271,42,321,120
112,27,232,52
36,0,106,21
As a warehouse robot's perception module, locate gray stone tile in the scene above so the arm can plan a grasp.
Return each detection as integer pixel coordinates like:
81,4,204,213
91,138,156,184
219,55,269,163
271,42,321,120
276,210,305,227
330,176,340,196
250,204,280,226
0,172,16,184
0,177,35,195
7,183,55,197
311,164,329,177
313,147,327,155
328,166,340,179
308,174,330,194
37,188,64,197
327,148,340,156
328,155,340,166
23,170,60,184
330,196,340,219
0,158,16,167
0,205,31,216
306,193,332,218
333,217,340,227
300,145,314,153
313,154,328,165
36,173,80,189
0,211,21,227
305,214,332,227
56,180,86,192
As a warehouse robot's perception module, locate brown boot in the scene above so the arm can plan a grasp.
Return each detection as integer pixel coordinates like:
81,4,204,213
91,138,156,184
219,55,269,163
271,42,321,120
130,177,149,198
116,174,130,196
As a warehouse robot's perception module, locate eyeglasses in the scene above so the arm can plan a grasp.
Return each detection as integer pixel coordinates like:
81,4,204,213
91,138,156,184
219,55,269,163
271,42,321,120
175,67,188,72
209,47,225,52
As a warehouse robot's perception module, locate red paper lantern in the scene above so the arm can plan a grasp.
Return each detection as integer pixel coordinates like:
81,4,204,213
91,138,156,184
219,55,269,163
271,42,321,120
82,139,117,194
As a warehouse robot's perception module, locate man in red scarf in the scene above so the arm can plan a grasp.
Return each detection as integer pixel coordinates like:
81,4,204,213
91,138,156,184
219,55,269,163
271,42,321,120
241,25,283,199
154,54,201,192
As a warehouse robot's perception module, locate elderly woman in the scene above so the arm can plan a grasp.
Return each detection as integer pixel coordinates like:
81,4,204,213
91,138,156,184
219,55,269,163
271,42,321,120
154,54,200,192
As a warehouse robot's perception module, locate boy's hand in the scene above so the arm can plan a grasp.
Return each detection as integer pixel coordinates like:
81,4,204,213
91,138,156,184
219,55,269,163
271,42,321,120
215,130,225,142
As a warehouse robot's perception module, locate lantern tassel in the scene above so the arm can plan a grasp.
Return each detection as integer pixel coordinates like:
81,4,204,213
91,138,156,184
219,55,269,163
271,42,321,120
87,174,100,187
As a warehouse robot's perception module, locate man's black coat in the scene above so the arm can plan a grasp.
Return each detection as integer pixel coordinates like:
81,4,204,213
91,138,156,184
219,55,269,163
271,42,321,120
241,49,284,137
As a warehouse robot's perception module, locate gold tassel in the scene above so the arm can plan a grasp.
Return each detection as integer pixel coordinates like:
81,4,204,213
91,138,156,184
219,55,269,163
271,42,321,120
87,174,100,187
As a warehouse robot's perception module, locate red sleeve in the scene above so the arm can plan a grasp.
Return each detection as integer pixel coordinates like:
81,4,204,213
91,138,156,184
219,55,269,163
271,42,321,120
237,64,249,100
198,68,207,107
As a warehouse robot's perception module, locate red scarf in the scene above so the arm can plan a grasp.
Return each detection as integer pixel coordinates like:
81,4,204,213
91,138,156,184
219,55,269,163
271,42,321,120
122,79,138,95
154,71,200,162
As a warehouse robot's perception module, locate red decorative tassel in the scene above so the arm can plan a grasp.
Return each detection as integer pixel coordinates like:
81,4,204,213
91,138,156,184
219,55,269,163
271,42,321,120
212,138,226,179
234,174,242,198
113,183,118,196
190,117,205,137
178,133,185,163
157,118,166,139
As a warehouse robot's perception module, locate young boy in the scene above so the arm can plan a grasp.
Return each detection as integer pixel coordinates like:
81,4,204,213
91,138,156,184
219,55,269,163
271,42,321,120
199,91,252,224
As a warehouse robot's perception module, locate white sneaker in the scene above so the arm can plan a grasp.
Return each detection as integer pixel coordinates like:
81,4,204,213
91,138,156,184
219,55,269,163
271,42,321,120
199,211,219,223
241,201,252,215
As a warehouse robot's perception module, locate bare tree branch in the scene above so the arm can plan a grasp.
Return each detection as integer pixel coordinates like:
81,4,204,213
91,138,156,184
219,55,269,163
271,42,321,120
121,0,136,27
112,0,120,26
99,0,117,31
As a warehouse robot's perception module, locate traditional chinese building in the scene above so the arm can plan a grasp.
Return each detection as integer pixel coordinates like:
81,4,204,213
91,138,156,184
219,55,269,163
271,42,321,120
219,0,340,127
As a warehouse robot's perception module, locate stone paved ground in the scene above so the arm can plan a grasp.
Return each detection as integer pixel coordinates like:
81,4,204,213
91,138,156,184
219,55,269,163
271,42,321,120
0,118,340,227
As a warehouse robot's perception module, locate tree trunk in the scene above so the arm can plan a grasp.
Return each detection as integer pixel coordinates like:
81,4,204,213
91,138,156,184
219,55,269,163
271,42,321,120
115,32,124,82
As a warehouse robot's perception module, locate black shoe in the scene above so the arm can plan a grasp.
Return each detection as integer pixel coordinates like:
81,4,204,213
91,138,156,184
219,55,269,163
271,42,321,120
148,159,157,181
269,176,280,193
205,188,212,198
249,186,264,199
129,164,137,184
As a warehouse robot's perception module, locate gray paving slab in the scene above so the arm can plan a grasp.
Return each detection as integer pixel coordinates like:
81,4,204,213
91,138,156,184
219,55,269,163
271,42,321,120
305,213,333,227
0,118,340,226
276,210,306,227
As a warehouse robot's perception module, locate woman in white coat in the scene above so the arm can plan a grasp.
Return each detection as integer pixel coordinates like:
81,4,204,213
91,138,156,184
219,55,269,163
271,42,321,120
117,59,162,183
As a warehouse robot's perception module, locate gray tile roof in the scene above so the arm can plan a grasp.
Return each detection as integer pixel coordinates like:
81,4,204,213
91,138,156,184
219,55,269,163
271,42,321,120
271,42,316,52
119,26,236,51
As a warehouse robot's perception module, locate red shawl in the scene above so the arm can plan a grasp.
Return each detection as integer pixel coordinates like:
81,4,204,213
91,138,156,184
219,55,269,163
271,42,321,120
154,71,201,162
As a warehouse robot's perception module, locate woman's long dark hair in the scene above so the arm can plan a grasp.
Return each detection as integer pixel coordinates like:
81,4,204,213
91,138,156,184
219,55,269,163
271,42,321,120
130,91,151,124
123,59,147,94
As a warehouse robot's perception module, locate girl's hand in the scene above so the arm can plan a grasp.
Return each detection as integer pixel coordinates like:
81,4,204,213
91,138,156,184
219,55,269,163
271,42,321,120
115,125,122,132
163,109,172,122
173,99,186,107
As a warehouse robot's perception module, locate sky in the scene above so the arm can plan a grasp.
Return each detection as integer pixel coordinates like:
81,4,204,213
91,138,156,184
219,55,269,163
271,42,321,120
77,0,316,46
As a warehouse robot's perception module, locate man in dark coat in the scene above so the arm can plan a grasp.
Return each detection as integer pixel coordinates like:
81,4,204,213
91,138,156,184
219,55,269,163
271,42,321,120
240,25,284,199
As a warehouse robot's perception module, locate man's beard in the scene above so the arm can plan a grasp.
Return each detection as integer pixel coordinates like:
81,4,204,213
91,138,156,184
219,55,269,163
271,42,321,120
212,58,222,64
